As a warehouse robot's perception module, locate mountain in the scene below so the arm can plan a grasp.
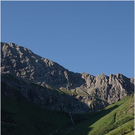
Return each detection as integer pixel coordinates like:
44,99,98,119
1,42,134,113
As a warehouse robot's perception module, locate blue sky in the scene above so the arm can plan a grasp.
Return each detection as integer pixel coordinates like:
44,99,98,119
1,1,134,78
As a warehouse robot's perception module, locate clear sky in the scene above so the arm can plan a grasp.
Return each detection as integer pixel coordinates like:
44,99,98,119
1,1,134,78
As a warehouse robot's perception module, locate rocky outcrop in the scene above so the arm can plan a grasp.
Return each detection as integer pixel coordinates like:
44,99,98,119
1,42,134,113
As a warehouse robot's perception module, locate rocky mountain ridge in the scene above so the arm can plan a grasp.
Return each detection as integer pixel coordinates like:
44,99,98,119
1,42,134,113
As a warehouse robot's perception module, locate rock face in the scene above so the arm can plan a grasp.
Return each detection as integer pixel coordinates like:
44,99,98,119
1,42,134,113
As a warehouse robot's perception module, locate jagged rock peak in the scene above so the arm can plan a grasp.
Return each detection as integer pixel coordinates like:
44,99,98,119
1,42,134,113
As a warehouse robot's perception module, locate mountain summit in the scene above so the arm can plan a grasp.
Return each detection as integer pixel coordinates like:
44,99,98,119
1,42,134,113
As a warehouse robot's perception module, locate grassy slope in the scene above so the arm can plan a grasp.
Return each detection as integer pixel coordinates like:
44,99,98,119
67,94,134,135
1,93,73,135
2,87,134,135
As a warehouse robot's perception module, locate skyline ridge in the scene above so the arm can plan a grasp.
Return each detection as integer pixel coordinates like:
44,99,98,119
1,41,133,79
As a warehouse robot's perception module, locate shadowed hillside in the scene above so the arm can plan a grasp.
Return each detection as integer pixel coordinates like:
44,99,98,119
2,86,134,135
